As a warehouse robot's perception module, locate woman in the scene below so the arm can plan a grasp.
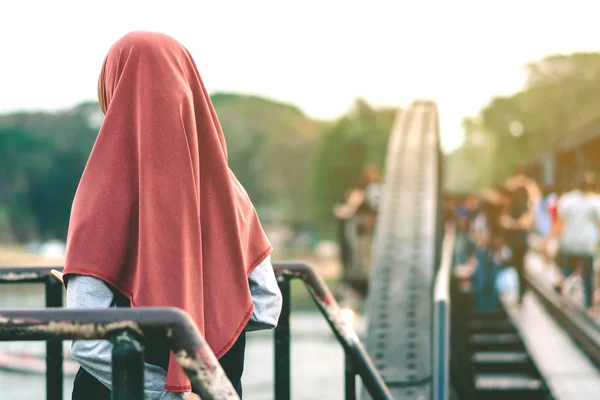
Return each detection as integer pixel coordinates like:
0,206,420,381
64,31,282,399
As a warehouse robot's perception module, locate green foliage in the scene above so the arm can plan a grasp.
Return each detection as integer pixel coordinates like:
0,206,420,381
0,93,395,242
211,92,321,221
309,99,396,222
448,52,600,192
0,102,102,241
0,126,60,241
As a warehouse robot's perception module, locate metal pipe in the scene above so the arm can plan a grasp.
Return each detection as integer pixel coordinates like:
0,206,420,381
0,266,62,283
273,262,393,400
345,353,356,400
274,275,291,400
433,226,456,400
45,277,64,400
111,329,144,400
2,263,393,399
433,301,448,400
0,307,239,400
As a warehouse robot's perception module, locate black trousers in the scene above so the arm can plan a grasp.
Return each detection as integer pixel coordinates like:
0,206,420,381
71,287,246,399
511,242,528,299
72,331,246,399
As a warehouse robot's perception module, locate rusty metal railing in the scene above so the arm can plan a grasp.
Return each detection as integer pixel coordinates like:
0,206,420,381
273,262,393,400
0,307,239,399
1,263,392,400
0,266,64,399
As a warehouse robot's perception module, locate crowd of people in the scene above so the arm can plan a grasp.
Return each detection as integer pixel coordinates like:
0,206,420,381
447,169,600,314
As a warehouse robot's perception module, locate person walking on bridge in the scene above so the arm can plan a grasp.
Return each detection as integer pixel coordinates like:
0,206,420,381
334,164,382,283
470,192,505,312
500,185,533,304
553,172,600,310
63,31,282,399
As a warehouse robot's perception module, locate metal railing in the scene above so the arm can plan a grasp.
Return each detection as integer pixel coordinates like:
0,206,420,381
525,258,600,368
0,267,64,398
0,262,392,400
432,225,456,400
0,307,239,399
273,262,393,400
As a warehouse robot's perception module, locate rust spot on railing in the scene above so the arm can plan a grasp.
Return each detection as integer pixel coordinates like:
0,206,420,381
0,272,41,282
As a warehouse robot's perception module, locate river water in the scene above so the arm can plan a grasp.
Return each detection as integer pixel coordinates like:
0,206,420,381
0,283,365,399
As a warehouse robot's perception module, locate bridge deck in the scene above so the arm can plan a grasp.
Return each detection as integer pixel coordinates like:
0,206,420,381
503,292,600,400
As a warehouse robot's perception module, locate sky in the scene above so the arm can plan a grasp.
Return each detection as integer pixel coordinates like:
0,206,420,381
1,0,599,152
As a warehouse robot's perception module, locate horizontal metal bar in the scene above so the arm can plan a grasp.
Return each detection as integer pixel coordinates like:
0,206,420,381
272,262,333,302
3,263,335,302
0,307,239,400
1,263,392,398
0,266,62,284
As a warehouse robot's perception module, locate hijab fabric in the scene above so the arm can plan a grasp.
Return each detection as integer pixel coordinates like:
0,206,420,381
65,31,272,392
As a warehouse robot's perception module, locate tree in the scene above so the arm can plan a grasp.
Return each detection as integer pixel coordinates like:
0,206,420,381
211,93,320,221
0,93,322,242
449,52,600,191
310,99,396,222
0,126,57,240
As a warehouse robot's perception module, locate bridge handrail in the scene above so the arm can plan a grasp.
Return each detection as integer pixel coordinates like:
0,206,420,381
0,262,393,400
273,262,393,400
525,255,600,366
0,307,239,400
432,224,456,400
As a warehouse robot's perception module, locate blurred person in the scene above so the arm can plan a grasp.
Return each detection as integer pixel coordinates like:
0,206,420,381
553,172,600,309
454,196,473,266
334,164,382,279
535,185,559,262
506,167,542,204
470,190,503,247
470,193,505,312
535,185,557,237
442,194,456,225
584,171,600,209
500,186,533,304
464,195,480,218
64,31,282,400
549,188,561,233
334,164,382,219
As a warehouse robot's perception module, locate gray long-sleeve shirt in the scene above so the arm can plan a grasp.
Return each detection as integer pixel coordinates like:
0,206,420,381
66,255,281,399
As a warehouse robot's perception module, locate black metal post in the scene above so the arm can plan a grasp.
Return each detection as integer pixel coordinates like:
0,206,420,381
45,277,63,400
274,262,393,400
111,329,144,400
338,217,351,274
0,307,240,399
274,276,291,400
433,300,448,400
345,353,356,400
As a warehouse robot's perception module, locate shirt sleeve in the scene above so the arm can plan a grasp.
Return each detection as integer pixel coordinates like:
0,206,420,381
246,255,283,332
66,275,191,399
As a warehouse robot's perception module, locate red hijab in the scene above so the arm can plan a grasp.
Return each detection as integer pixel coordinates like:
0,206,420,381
64,31,272,392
